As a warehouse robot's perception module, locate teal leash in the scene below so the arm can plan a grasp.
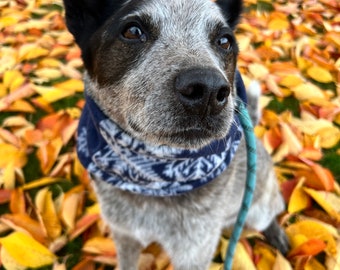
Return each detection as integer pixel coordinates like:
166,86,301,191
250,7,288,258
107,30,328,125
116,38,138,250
224,100,257,270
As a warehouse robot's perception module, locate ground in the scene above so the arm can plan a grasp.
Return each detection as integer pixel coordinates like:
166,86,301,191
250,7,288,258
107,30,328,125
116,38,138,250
0,0,339,269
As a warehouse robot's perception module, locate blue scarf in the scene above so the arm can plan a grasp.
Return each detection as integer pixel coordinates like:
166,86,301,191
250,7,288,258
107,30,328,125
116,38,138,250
77,72,247,196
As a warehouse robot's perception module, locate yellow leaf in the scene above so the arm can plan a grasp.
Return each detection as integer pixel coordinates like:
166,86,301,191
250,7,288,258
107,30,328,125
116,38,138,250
285,219,337,255
39,58,62,68
2,115,32,127
318,126,340,149
273,252,292,270
220,239,256,270
253,243,276,270
305,258,327,270
37,87,75,103
61,192,82,230
0,232,56,268
0,214,47,244
0,47,17,74
209,262,223,270
280,123,303,155
34,68,63,80
54,79,84,92
0,247,26,270
292,83,325,100
288,178,311,213
0,16,20,28
19,44,50,61
291,118,333,135
35,188,62,239
268,18,289,31
304,188,340,222
0,162,16,189
3,70,26,92
23,177,63,190
325,239,340,270
6,99,36,113
307,66,333,83
279,75,304,88
0,143,27,168
248,63,269,80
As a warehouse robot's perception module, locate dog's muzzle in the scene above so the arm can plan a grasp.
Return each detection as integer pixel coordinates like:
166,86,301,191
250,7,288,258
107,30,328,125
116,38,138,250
175,68,230,116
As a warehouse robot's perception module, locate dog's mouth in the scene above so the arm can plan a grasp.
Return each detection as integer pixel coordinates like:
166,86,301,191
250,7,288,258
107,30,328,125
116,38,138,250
127,117,230,148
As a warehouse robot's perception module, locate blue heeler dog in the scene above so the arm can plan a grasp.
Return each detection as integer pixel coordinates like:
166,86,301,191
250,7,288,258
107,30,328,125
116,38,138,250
63,0,289,269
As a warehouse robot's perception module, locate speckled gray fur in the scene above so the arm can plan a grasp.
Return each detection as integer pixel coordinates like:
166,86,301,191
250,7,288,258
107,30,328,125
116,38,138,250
63,0,289,268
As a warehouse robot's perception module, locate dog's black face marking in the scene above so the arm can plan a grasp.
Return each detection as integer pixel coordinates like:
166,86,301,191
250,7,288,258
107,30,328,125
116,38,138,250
63,0,243,148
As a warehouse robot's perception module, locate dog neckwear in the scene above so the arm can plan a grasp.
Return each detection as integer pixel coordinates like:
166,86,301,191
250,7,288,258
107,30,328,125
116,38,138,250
77,72,247,196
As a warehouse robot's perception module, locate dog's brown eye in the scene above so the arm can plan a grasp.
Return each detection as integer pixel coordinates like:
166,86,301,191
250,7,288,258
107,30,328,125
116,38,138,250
122,25,147,42
217,35,232,50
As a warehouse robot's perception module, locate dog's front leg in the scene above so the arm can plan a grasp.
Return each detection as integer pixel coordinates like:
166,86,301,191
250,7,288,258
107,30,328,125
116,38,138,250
163,225,222,270
112,229,143,270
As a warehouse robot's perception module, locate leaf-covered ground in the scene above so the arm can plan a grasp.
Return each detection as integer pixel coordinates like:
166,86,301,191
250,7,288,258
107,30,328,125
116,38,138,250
0,0,339,269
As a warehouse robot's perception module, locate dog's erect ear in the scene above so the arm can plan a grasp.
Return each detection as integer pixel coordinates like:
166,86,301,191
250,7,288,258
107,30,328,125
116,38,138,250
215,0,243,29
63,0,124,50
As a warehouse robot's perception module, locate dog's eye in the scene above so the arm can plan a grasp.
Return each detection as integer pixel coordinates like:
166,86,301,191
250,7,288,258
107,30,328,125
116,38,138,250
217,35,232,51
122,24,147,42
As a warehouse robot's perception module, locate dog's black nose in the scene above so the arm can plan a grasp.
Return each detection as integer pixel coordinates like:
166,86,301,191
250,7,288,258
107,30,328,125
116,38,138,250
175,68,230,116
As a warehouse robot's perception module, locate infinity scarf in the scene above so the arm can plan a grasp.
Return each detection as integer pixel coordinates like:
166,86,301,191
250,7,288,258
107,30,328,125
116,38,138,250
77,72,246,196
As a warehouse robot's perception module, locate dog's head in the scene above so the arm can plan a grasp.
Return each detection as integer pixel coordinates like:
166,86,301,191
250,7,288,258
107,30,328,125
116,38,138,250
63,0,243,148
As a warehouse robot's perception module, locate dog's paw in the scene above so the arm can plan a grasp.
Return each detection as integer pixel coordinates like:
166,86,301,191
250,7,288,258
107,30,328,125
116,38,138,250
263,219,290,255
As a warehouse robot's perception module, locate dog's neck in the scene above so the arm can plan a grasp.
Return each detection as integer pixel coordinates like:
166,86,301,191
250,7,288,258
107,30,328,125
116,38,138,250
77,71,247,196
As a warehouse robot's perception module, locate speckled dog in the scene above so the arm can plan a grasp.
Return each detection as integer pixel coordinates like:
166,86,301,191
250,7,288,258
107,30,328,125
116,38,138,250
63,0,289,269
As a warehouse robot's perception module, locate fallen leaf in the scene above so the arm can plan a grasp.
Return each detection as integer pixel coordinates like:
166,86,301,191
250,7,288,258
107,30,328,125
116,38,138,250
23,177,63,190
307,65,334,83
288,238,326,258
0,143,27,168
83,237,116,256
304,188,340,222
35,188,62,239
287,178,311,213
0,231,56,268
273,252,292,270
286,219,337,255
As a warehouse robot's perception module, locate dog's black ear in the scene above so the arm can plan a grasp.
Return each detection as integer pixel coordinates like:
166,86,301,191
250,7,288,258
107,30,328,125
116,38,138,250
63,0,123,50
215,0,243,29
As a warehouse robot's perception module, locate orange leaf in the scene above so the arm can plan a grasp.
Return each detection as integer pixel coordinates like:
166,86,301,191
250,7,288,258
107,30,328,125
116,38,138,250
0,214,47,244
83,237,116,256
299,159,335,191
36,138,63,174
10,189,26,214
286,220,337,255
288,239,326,258
69,213,100,240
0,83,35,111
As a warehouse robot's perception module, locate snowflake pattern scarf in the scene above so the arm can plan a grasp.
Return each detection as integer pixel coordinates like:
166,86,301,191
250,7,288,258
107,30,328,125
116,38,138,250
77,72,246,196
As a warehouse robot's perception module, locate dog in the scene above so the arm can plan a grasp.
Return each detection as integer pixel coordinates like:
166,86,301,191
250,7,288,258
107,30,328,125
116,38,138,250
63,0,289,269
